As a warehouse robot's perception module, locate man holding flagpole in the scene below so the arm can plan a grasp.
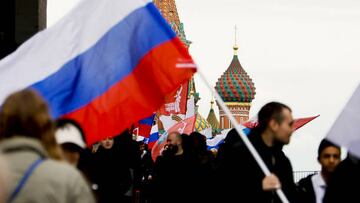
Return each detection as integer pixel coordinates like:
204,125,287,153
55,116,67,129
217,102,298,203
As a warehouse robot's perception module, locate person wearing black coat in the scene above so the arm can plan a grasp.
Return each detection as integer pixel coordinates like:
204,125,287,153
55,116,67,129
152,132,195,203
138,141,154,203
297,139,341,203
185,132,216,203
323,152,360,203
216,102,298,203
78,130,141,203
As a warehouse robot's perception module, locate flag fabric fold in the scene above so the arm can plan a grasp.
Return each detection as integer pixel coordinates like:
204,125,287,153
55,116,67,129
327,84,360,158
0,0,196,145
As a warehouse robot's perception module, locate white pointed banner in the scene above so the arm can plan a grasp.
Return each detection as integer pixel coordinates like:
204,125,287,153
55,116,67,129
327,84,360,158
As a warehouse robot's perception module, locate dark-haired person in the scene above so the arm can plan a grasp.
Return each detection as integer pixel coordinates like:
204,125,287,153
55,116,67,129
297,139,341,203
217,102,298,203
152,132,195,203
0,89,94,203
78,131,141,203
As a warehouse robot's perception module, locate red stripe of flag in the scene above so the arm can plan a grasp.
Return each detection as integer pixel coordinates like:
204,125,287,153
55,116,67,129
64,38,196,145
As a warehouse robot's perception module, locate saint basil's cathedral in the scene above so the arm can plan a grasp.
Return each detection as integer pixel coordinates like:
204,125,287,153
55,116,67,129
153,0,256,136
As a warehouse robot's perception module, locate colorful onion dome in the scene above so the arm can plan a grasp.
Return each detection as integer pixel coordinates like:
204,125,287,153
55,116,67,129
195,113,211,132
215,46,256,102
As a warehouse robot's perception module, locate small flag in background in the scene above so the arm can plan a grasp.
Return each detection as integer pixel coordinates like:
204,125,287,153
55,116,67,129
207,115,319,150
134,114,155,138
0,0,196,146
159,81,189,116
242,116,319,131
148,124,159,149
151,115,196,161
293,115,320,131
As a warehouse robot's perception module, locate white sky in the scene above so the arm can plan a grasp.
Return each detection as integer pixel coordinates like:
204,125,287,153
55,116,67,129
47,0,360,171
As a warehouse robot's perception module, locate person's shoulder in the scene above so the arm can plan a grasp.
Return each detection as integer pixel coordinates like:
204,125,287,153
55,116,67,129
298,174,314,186
276,149,292,164
40,160,85,180
42,160,95,202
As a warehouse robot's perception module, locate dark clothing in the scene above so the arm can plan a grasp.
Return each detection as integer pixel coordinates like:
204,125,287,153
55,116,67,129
323,154,360,203
297,174,316,203
139,150,154,203
152,153,195,203
217,129,298,203
78,133,141,203
184,149,216,203
140,150,154,183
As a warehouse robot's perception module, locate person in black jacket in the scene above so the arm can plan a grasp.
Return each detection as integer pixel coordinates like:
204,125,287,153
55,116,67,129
323,152,360,203
78,130,141,203
138,141,154,203
185,132,216,202
217,102,298,203
297,139,341,203
152,132,195,203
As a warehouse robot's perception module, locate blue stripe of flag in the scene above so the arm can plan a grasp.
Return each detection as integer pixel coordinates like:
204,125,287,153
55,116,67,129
31,3,176,118
149,131,159,143
139,114,155,126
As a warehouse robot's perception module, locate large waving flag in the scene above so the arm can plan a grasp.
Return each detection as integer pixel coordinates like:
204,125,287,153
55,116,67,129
327,84,360,158
0,0,196,145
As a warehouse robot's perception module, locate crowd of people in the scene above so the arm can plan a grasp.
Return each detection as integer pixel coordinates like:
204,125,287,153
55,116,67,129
0,89,359,203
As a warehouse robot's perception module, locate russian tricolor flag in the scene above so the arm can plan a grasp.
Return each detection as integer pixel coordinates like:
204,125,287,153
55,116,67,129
0,0,196,145
148,124,159,149
134,114,155,138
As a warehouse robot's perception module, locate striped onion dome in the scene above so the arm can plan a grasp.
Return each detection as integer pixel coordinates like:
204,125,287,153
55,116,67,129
215,46,256,102
195,113,211,132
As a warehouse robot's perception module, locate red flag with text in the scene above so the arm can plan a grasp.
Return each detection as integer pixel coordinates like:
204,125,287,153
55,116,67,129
158,81,189,116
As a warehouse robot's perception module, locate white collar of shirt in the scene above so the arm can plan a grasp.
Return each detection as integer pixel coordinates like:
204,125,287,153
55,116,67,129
311,173,326,203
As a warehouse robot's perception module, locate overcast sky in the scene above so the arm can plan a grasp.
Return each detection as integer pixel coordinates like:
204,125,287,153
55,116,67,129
47,0,360,171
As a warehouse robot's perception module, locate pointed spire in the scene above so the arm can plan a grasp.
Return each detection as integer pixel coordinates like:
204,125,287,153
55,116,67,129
189,90,194,96
210,96,215,110
233,25,239,55
207,97,220,131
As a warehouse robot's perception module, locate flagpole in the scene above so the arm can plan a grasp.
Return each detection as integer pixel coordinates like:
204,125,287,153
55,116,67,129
197,69,289,203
